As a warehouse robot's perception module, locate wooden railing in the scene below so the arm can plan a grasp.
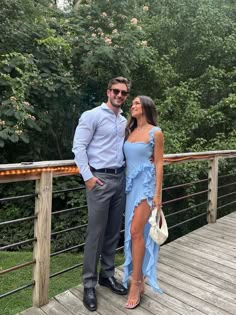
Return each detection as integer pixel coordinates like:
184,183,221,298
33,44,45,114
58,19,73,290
0,150,236,308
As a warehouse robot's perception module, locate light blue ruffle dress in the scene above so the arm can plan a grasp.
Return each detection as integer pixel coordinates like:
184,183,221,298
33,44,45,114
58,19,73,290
123,126,162,293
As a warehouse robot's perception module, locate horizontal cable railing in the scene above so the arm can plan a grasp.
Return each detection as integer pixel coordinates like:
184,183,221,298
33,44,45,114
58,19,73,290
0,150,236,309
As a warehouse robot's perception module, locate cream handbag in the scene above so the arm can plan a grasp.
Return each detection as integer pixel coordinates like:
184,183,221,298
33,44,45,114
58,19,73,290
149,208,168,245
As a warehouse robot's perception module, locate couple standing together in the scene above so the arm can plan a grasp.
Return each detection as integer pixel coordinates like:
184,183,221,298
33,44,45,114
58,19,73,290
72,76,164,311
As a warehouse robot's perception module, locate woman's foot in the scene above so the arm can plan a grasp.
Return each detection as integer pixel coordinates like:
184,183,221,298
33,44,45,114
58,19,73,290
125,279,141,309
141,276,145,295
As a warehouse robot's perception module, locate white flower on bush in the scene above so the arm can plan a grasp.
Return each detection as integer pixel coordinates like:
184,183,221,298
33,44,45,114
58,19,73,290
0,120,5,126
105,37,112,45
131,18,138,25
112,29,118,34
101,12,107,17
143,6,149,11
27,114,36,121
137,26,142,31
92,33,97,38
141,40,148,46
15,129,23,135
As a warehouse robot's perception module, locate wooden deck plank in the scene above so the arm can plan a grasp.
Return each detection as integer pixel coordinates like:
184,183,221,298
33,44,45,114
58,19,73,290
219,216,236,225
191,230,236,247
161,246,236,284
213,221,236,231
159,254,236,293
41,298,74,315
20,211,236,315
158,270,236,315
55,290,99,315
19,308,46,315
158,263,236,302
143,281,205,315
117,268,206,315
191,228,236,245
158,280,231,315
72,286,151,315
184,233,235,252
115,268,180,315
175,236,236,260
203,224,236,237
165,242,236,271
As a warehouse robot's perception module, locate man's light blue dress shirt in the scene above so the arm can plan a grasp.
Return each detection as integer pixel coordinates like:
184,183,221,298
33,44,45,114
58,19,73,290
72,102,127,181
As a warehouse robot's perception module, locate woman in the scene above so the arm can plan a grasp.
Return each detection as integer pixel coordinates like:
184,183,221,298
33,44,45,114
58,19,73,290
123,96,164,309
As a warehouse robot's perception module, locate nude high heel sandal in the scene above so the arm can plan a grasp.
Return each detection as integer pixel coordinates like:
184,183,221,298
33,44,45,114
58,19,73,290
141,276,145,295
125,279,142,309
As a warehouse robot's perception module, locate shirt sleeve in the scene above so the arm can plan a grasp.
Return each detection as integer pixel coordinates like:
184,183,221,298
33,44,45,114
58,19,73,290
72,111,96,181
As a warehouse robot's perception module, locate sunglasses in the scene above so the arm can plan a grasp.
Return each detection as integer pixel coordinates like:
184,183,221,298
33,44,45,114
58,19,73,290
110,89,129,97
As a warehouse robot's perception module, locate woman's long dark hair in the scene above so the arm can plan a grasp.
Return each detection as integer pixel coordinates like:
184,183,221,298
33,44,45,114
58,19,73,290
125,96,158,139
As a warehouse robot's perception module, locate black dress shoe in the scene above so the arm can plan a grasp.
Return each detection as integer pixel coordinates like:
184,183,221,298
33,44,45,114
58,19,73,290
83,288,97,311
99,276,128,295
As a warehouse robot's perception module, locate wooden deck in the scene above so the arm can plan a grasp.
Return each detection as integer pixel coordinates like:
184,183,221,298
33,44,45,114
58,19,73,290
20,212,236,315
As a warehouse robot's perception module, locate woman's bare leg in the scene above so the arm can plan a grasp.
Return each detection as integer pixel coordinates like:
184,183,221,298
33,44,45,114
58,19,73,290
125,200,151,308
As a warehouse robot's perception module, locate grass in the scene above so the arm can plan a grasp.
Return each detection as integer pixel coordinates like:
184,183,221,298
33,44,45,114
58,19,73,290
0,250,124,315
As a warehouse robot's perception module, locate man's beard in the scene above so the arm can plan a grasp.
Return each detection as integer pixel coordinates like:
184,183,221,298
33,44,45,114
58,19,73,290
111,100,122,108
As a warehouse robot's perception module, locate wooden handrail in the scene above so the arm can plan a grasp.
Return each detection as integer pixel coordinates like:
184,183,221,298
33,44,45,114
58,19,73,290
0,150,236,184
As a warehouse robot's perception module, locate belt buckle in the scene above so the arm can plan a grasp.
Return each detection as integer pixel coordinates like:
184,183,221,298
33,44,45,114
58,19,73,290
114,168,118,174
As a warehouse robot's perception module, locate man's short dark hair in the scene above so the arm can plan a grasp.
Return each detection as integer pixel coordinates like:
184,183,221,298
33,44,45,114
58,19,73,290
108,76,131,91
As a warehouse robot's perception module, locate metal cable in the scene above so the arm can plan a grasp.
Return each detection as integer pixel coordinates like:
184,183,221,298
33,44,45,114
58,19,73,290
168,212,206,230
0,238,36,251
217,200,236,210
0,282,35,299
50,263,83,279
162,189,209,205
0,260,36,276
165,200,208,218
52,205,87,216
51,223,87,237
217,191,236,200
53,187,85,194
51,243,85,257
163,178,209,192
218,181,236,189
218,173,236,179
0,215,36,226
0,193,36,203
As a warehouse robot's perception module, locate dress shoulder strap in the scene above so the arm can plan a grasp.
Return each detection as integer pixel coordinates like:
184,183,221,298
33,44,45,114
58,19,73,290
149,126,161,146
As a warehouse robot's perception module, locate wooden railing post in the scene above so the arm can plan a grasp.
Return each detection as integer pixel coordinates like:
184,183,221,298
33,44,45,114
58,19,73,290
33,171,53,307
207,157,219,223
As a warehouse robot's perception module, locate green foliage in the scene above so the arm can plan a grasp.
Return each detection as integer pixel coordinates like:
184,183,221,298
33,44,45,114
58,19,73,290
0,0,235,160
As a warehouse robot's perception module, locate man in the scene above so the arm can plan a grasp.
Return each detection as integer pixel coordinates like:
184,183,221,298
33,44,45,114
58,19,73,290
72,76,130,311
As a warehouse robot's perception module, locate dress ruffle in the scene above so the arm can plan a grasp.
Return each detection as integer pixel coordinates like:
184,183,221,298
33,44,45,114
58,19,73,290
126,163,155,204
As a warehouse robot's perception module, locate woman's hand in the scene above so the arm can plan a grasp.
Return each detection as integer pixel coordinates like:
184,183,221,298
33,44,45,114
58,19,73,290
153,194,162,211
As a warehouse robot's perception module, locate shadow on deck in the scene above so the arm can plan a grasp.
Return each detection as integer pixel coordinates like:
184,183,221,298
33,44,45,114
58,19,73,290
19,212,236,315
